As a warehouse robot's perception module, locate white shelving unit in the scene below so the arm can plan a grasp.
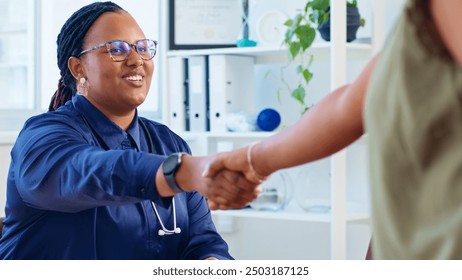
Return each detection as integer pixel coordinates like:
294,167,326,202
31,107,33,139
212,206,369,223
162,0,384,259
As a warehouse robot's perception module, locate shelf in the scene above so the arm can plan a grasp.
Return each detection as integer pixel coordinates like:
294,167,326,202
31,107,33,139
167,41,373,64
212,207,369,223
167,41,372,57
168,45,286,58
206,131,277,138
178,131,367,145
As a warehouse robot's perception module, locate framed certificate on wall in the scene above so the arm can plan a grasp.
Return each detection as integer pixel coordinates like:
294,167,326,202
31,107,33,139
169,0,242,50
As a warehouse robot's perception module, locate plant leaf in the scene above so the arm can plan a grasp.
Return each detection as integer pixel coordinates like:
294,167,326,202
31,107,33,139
276,89,282,104
347,0,358,7
284,19,293,27
284,14,302,44
310,9,319,23
295,25,316,51
291,86,306,105
321,12,330,23
307,54,314,67
302,69,314,84
311,0,330,11
263,69,272,80
289,42,301,60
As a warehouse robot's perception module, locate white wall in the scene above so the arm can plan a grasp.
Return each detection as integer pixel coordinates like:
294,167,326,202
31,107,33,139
0,133,16,217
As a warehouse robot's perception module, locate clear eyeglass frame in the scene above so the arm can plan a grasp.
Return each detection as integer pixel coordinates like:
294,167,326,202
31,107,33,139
78,39,158,62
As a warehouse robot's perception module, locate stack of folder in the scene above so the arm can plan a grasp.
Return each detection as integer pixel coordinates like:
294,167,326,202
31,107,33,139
167,54,255,133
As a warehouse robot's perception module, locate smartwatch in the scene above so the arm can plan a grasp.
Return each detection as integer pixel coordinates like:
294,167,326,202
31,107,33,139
162,153,187,193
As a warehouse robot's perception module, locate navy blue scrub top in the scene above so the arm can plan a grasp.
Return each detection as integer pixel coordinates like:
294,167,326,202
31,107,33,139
0,95,232,260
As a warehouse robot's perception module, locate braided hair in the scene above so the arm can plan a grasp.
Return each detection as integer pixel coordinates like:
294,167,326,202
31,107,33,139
48,1,124,111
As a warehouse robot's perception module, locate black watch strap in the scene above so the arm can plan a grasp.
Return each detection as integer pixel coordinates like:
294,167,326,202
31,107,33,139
162,153,187,193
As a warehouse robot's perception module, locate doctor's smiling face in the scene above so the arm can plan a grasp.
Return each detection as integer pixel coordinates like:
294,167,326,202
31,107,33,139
70,10,155,117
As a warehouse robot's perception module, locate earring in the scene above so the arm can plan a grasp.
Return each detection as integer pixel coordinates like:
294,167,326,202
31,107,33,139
77,77,88,96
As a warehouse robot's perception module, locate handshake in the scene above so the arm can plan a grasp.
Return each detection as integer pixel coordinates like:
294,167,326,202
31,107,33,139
181,143,270,210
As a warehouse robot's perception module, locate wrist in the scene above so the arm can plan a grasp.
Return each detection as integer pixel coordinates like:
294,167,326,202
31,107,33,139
252,142,271,178
174,155,208,193
162,152,188,194
247,142,269,183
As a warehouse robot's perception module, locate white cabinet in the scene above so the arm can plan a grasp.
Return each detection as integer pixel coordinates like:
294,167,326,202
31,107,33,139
161,0,385,259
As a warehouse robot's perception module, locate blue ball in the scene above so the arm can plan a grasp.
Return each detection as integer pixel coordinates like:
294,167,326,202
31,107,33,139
257,108,281,131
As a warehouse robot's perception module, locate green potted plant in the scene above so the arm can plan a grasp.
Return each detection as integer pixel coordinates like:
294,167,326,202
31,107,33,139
317,0,366,42
279,0,365,115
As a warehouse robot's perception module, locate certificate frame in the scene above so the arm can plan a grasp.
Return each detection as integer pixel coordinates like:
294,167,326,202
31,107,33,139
169,0,242,50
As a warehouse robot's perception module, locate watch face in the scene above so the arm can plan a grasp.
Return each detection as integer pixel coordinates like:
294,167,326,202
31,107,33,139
163,154,180,175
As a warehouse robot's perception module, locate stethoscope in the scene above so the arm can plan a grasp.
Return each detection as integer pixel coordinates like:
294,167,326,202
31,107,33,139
80,113,181,236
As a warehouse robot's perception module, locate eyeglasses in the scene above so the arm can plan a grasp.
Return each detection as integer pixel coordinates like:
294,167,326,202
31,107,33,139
78,39,158,62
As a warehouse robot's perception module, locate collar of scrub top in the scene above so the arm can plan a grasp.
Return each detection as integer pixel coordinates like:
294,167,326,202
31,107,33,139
72,95,141,151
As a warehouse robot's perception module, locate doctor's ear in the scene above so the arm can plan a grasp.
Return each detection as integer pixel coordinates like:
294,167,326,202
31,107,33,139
68,56,85,80
68,56,88,96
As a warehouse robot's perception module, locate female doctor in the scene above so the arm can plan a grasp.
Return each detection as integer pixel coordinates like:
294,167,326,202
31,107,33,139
0,1,258,259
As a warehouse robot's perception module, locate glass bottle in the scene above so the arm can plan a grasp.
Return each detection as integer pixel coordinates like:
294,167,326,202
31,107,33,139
294,159,331,213
250,170,292,211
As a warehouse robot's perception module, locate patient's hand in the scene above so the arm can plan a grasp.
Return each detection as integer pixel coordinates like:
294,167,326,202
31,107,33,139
203,168,261,210
201,149,263,210
174,150,262,210
203,146,265,184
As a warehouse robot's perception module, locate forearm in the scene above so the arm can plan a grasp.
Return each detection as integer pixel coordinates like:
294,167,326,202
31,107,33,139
254,85,364,175
253,56,378,176
13,120,165,211
16,145,160,212
155,154,210,197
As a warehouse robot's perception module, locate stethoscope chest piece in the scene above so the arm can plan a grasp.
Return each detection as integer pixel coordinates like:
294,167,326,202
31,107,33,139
151,197,181,236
